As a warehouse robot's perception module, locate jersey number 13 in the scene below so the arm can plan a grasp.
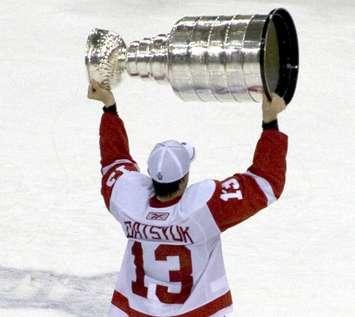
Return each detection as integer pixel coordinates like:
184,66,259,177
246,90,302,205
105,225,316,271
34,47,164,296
131,242,193,304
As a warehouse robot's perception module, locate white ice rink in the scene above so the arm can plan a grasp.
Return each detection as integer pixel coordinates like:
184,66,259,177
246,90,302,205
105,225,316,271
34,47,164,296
1,0,354,316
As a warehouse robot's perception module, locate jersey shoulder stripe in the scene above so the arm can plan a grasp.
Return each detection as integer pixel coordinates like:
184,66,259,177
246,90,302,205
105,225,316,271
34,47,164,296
245,171,277,205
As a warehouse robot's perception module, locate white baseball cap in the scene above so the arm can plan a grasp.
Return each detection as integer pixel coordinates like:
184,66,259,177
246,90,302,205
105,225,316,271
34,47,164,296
147,140,195,183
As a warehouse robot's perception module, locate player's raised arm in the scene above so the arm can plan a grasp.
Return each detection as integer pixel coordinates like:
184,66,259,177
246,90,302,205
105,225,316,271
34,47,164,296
87,81,138,208
208,94,288,231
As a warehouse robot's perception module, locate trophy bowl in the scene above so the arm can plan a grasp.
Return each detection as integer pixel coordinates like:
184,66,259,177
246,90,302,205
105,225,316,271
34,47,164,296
85,28,127,90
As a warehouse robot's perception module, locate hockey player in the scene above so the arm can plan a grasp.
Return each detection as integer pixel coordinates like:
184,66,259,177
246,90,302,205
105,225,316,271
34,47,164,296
87,80,288,317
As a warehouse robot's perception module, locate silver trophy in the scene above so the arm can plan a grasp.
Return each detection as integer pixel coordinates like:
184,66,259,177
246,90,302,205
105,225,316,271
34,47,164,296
85,8,299,103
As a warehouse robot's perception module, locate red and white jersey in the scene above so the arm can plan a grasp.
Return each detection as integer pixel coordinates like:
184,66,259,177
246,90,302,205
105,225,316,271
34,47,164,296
99,110,288,317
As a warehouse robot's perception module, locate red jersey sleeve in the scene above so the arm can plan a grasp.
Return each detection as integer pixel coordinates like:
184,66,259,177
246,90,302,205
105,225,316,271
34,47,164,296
99,111,138,209
207,130,288,232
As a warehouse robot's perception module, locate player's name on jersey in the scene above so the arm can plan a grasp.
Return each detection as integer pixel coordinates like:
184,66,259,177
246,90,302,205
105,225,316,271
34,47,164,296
124,221,194,244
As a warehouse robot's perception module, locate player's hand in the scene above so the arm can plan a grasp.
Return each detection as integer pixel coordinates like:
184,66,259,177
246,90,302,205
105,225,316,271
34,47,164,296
262,93,286,123
87,80,115,107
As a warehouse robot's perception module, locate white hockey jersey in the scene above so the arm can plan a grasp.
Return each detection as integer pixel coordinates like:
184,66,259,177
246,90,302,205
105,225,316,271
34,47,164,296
99,109,288,316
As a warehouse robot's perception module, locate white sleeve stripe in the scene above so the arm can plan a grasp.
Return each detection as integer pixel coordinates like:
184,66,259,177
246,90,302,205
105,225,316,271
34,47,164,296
101,159,135,176
245,171,277,206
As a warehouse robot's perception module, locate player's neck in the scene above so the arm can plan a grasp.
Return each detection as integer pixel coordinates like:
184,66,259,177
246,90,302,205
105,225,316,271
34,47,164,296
156,189,184,202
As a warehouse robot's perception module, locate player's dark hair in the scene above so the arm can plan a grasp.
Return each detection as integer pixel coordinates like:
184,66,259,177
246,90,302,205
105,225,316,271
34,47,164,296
152,179,182,197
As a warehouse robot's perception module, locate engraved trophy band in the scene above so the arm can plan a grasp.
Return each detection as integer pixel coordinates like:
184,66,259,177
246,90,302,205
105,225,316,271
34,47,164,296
86,8,299,104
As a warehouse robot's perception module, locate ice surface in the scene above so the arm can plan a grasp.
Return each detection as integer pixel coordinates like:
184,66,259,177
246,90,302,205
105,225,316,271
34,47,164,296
0,0,354,316
0,310,74,317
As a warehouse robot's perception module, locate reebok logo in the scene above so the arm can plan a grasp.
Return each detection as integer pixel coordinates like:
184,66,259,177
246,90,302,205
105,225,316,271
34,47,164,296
146,212,170,221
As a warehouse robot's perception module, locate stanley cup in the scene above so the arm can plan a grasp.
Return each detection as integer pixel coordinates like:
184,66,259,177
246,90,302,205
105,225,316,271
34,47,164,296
85,8,299,104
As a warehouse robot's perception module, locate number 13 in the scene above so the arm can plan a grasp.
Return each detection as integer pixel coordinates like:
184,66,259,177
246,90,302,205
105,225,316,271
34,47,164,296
220,178,243,201
131,242,193,304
